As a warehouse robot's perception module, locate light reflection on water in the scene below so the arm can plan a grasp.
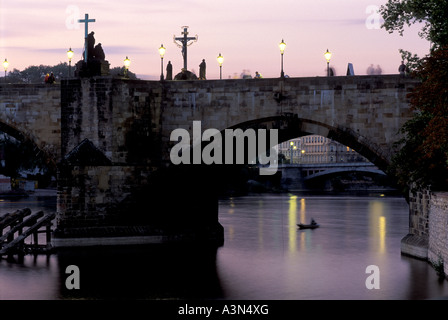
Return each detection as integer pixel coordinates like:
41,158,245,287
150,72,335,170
0,192,447,300
217,194,448,300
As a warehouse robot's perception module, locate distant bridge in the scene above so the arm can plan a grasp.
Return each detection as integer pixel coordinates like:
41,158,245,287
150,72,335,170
277,162,388,191
281,162,386,181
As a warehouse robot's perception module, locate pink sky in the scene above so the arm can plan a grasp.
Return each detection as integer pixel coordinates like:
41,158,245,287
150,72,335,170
1,0,430,80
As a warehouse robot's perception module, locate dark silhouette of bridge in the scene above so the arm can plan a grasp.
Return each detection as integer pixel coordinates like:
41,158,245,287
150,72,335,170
0,74,420,247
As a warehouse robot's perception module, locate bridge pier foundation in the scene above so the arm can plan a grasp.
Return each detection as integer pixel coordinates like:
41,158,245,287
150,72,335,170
53,164,224,248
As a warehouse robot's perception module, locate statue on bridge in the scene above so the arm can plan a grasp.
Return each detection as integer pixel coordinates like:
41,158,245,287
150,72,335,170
74,13,110,77
199,59,206,80
173,26,198,79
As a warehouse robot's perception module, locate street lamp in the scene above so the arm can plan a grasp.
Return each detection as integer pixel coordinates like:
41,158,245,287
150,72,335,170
67,48,74,77
324,49,332,77
123,56,131,78
159,44,166,81
289,141,294,164
279,39,286,78
217,53,224,79
3,59,8,82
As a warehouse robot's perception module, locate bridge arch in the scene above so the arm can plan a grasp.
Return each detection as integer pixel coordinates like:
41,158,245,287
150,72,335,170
220,115,392,172
0,120,57,174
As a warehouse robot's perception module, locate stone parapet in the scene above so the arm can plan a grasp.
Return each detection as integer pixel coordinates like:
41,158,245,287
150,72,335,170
428,192,448,276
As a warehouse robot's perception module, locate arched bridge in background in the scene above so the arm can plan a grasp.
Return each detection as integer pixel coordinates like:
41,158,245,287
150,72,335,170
279,162,386,181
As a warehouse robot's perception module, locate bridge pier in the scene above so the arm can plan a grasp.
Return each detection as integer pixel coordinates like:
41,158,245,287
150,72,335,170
279,165,305,191
53,78,224,248
53,163,224,248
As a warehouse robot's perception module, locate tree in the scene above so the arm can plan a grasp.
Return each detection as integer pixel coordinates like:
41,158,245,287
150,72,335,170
381,1,448,191
389,45,448,191
6,63,69,83
5,63,139,83
380,0,448,47
380,0,448,70
109,66,139,80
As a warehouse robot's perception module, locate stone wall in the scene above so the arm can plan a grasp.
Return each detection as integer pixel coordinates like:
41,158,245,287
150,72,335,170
402,190,448,277
409,188,431,236
0,84,61,165
401,188,430,259
428,192,448,276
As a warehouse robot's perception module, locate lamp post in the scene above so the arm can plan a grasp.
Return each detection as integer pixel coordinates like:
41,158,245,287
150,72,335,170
279,39,286,78
324,49,332,77
159,44,166,81
289,141,294,164
217,53,223,79
67,48,74,77
123,56,131,78
3,59,8,82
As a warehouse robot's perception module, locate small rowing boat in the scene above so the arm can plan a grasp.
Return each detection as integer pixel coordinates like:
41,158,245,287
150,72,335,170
297,223,319,229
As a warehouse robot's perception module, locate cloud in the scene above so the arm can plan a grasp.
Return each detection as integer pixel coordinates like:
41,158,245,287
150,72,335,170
100,45,148,55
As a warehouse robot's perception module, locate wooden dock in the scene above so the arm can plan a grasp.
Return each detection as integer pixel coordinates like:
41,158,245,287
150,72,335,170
0,208,56,257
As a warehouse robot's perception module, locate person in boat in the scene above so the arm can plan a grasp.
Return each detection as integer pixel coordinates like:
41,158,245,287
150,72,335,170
311,218,317,225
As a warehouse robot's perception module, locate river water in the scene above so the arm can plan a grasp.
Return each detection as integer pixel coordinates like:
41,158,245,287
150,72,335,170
0,191,447,300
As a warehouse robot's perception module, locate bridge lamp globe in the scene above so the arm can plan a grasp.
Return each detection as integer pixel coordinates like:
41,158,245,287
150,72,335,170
67,48,74,62
159,44,166,58
67,48,74,77
159,44,166,81
279,39,286,78
123,56,131,78
217,53,224,79
300,149,305,163
292,145,298,163
289,141,294,163
324,49,332,77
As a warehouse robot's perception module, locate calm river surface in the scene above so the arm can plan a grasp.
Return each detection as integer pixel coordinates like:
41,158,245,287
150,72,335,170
1,191,448,300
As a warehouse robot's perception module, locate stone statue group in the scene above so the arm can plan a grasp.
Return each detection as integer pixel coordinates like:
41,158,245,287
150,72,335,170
85,32,105,62
165,59,206,81
75,31,110,77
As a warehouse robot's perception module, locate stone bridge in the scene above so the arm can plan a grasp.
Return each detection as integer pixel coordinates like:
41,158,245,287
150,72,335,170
0,75,420,247
278,162,387,191
282,162,386,180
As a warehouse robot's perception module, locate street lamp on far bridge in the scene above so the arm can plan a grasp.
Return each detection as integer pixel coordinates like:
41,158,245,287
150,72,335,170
217,53,223,79
3,59,8,82
67,48,74,77
289,141,297,164
324,49,332,77
279,39,286,78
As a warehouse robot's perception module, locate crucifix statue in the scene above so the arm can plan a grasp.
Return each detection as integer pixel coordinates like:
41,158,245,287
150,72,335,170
173,26,198,70
78,13,96,62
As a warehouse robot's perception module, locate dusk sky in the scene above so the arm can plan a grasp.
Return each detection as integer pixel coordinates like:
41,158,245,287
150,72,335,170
1,0,430,80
